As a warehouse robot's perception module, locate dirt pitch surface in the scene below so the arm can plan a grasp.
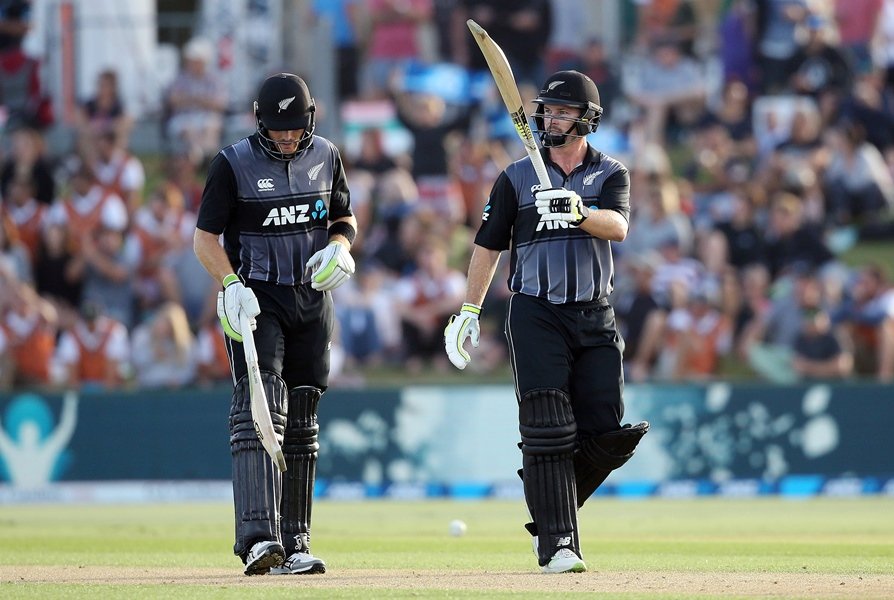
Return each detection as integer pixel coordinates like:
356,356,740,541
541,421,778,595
4,566,894,598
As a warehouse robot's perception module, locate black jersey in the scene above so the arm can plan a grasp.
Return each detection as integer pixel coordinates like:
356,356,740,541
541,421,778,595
474,146,629,303
196,133,353,286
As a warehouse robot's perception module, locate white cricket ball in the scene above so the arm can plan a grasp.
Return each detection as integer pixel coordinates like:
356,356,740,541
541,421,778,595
449,519,467,537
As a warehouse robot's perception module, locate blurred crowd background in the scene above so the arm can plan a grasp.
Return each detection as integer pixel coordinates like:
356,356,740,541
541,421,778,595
0,0,893,392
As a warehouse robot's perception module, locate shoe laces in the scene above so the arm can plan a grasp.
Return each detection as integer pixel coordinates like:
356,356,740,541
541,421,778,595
552,548,579,561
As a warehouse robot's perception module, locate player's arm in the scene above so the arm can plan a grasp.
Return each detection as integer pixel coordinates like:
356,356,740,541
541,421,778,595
464,245,502,307
577,206,628,242
193,229,233,283
193,152,238,283
193,154,258,342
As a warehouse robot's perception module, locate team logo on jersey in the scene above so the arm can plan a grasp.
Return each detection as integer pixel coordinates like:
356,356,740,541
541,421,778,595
278,96,296,112
583,172,601,186
536,217,571,232
481,203,491,222
257,178,275,191
307,161,325,182
262,203,310,226
311,198,328,219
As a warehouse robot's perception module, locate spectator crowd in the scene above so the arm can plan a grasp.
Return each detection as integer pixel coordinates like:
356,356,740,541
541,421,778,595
1,0,893,391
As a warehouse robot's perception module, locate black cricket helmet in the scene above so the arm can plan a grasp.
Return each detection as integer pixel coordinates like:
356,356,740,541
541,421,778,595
254,73,316,160
532,70,603,147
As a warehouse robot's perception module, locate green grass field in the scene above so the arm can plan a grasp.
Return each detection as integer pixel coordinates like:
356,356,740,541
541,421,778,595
1,497,893,599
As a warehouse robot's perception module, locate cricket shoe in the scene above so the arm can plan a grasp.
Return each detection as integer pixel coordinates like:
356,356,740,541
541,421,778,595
269,551,326,575
243,540,285,576
541,548,587,574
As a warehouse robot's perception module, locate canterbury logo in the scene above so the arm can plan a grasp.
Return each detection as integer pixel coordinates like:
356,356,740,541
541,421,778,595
307,161,325,182
278,96,296,112
257,178,275,191
547,80,564,91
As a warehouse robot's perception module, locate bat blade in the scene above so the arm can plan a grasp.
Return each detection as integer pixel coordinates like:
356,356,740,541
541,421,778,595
467,19,551,189
241,313,286,472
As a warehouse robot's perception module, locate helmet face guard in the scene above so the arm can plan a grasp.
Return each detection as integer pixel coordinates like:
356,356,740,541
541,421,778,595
532,70,603,147
254,73,316,161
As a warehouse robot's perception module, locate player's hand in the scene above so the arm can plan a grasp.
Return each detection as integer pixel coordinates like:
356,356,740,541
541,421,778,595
444,303,481,370
306,241,355,291
220,274,260,342
535,187,590,226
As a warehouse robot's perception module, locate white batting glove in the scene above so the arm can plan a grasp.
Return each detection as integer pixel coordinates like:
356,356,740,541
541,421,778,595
306,241,355,291
535,187,590,226
220,274,260,342
444,303,481,370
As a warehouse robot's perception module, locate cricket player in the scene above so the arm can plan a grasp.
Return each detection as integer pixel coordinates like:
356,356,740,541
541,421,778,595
444,71,649,573
194,73,357,576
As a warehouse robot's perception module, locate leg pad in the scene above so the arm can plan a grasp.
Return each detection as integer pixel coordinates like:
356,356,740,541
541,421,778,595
519,388,579,566
280,386,322,555
230,372,288,559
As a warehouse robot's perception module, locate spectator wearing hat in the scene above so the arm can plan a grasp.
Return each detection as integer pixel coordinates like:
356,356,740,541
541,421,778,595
163,37,227,163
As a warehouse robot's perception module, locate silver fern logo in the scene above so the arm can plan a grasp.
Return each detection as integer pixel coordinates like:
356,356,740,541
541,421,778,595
277,96,296,112
307,162,325,182
547,80,564,91
583,172,601,185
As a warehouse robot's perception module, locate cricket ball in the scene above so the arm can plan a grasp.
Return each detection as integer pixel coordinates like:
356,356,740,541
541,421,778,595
449,519,467,537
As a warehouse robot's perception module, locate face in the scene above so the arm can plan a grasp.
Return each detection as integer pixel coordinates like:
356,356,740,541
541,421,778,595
267,129,304,155
542,104,583,137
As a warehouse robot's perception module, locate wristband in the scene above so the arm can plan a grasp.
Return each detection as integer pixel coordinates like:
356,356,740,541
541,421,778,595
461,303,481,315
328,221,356,245
222,273,241,288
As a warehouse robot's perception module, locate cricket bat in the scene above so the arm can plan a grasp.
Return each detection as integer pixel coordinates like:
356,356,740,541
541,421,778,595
240,312,286,472
467,19,552,189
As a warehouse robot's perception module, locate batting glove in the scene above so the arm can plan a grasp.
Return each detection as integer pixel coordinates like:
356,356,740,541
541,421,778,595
444,303,481,370
306,240,355,291
534,187,590,226
220,274,260,342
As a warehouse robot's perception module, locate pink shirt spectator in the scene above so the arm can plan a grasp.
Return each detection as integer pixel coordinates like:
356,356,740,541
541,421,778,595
366,0,432,59
834,0,882,46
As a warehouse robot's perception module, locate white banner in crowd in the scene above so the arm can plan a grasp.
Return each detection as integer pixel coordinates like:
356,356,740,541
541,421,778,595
198,0,283,113
28,0,161,121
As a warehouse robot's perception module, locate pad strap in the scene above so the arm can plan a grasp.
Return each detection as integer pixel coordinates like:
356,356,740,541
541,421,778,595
575,421,650,507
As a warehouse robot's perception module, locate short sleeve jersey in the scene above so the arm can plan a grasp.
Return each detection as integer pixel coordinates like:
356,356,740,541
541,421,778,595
474,146,630,303
196,134,353,286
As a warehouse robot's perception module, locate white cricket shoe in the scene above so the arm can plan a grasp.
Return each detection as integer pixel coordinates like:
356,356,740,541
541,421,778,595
243,540,285,576
541,548,587,574
269,551,326,575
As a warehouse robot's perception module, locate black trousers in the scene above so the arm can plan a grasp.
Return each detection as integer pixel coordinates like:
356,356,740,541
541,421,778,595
505,293,625,436
226,280,334,391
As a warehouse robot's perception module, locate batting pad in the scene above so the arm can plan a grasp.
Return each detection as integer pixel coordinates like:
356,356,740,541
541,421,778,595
230,373,288,559
519,388,581,565
281,386,321,556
